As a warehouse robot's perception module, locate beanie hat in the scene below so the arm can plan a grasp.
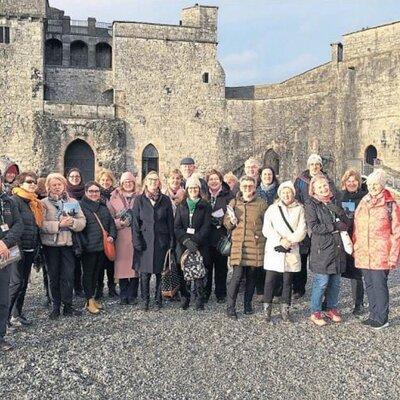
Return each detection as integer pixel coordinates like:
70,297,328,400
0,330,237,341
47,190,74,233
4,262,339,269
366,169,386,187
6,164,18,176
180,157,195,165
307,154,322,167
277,181,296,200
120,171,136,184
185,175,201,189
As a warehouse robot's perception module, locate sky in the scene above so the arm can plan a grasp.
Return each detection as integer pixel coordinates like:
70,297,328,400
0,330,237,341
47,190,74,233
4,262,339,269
49,0,400,86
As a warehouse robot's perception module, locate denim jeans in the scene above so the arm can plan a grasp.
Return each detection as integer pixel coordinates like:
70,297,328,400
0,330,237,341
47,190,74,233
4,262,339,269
310,273,341,313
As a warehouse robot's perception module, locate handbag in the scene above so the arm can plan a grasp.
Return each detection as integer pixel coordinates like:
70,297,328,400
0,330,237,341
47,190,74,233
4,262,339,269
340,230,353,255
161,249,180,298
0,245,22,269
93,212,116,261
216,232,232,256
180,249,206,281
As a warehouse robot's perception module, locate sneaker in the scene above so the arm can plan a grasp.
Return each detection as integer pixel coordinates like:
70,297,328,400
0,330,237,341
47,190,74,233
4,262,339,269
0,338,14,352
370,320,389,330
325,309,342,323
49,309,60,320
6,321,17,332
63,305,82,317
13,315,32,326
9,317,23,328
310,312,327,327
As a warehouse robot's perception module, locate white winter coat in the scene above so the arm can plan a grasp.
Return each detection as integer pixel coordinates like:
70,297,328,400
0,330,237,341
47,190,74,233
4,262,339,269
262,199,307,272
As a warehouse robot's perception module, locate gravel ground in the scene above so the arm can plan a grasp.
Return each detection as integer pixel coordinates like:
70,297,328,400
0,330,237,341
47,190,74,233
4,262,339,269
1,269,400,400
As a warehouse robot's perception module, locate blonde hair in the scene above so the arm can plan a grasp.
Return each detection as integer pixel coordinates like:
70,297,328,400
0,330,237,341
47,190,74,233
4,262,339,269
45,173,67,193
142,171,161,193
96,169,116,187
223,171,238,185
308,173,329,197
340,169,361,191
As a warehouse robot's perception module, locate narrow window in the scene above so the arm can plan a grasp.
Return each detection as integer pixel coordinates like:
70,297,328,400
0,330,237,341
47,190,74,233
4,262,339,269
202,72,209,83
0,27,10,44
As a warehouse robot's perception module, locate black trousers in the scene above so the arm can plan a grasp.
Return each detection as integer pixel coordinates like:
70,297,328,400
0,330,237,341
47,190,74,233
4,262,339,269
205,247,228,300
81,251,106,300
227,266,257,312
362,269,389,324
73,255,83,292
255,268,266,296
119,277,139,301
0,263,12,338
350,278,364,307
263,270,294,305
8,251,35,318
293,253,308,295
140,273,162,303
96,259,115,294
178,267,204,303
42,263,51,301
43,246,75,309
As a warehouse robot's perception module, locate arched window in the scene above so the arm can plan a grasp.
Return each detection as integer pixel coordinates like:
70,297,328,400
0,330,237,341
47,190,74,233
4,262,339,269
365,145,377,165
45,38,63,65
64,139,95,182
142,144,159,180
263,149,280,175
70,40,88,67
96,42,112,69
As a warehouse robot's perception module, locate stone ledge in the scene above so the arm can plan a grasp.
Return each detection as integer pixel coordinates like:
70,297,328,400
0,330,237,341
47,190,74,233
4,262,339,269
43,101,115,119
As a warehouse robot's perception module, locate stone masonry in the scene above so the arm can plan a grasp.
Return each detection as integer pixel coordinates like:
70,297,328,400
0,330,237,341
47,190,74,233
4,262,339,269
0,0,399,184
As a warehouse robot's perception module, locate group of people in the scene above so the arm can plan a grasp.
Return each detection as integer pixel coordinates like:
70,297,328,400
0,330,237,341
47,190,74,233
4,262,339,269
0,153,399,352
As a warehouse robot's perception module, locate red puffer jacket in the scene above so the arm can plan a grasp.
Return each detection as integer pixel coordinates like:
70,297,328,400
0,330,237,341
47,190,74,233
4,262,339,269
353,189,400,269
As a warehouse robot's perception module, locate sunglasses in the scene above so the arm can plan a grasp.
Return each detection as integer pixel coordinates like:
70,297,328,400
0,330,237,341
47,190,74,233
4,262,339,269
25,180,37,185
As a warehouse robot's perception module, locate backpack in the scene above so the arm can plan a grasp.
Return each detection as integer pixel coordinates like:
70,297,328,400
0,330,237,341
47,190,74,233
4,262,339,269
180,250,206,281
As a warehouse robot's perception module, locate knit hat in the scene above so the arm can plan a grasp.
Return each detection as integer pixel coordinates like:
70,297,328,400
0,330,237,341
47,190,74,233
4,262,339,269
366,169,386,187
120,171,136,184
5,164,18,176
307,154,322,167
185,175,201,189
277,181,296,199
180,157,195,165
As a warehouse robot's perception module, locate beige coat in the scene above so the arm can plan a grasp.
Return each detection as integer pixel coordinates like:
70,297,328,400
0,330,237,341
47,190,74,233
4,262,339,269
224,196,267,267
40,197,86,246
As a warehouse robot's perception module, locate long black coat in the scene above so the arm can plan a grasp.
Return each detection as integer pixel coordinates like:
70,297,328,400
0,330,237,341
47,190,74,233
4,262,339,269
0,192,23,248
206,182,234,248
174,198,212,266
80,196,117,253
12,195,40,251
305,197,349,275
131,193,174,274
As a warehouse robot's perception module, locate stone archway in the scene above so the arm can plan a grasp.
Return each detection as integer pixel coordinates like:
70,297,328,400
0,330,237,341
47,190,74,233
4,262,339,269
263,149,280,175
142,144,159,180
64,139,95,183
364,145,377,165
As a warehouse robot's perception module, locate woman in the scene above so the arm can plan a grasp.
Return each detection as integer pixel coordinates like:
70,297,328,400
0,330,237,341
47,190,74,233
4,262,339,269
174,176,212,310
306,174,349,327
80,182,117,314
66,168,85,297
262,181,306,322
223,171,239,196
40,173,86,320
163,169,185,215
224,176,267,319
8,172,43,328
353,169,400,329
131,171,174,311
339,169,367,316
205,169,234,303
96,169,118,298
108,172,138,305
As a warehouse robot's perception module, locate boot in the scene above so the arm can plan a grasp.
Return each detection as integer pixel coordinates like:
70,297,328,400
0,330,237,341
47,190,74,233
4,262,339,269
86,298,100,315
263,303,272,322
181,297,190,310
281,304,293,323
93,299,103,310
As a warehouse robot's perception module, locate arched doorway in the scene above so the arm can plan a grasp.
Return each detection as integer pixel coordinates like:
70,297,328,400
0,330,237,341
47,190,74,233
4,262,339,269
70,40,88,67
365,145,377,165
96,42,112,69
142,144,159,180
45,38,63,65
64,139,95,183
263,149,280,175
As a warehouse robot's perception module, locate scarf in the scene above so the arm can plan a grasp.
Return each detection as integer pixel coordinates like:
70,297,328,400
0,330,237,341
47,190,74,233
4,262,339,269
100,186,115,201
187,197,200,214
12,187,44,227
145,188,161,203
67,181,85,200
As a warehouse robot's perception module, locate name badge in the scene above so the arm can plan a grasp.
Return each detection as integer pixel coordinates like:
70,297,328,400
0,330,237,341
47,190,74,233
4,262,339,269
186,228,195,235
0,224,9,232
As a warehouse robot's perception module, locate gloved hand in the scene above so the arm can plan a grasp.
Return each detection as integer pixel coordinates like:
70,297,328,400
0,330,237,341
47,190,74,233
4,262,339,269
274,245,291,253
333,221,347,231
183,238,198,252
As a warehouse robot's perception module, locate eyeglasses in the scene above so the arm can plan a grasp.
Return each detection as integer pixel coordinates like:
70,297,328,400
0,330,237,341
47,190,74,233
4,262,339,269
87,190,100,194
69,175,81,179
123,181,135,184
24,180,37,185
188,187,199,190
241,185,255,189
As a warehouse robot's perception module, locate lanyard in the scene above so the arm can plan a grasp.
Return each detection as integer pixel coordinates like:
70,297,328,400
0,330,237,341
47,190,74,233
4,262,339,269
189,211,193,228
0,198,4,225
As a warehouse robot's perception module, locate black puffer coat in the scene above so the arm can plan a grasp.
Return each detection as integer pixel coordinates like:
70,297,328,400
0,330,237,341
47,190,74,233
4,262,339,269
12,195,40,250
174,198,212,266
206,182,234,247
0,191,23,248
305,197,349,275
131,193,174,274
80,196,117,253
